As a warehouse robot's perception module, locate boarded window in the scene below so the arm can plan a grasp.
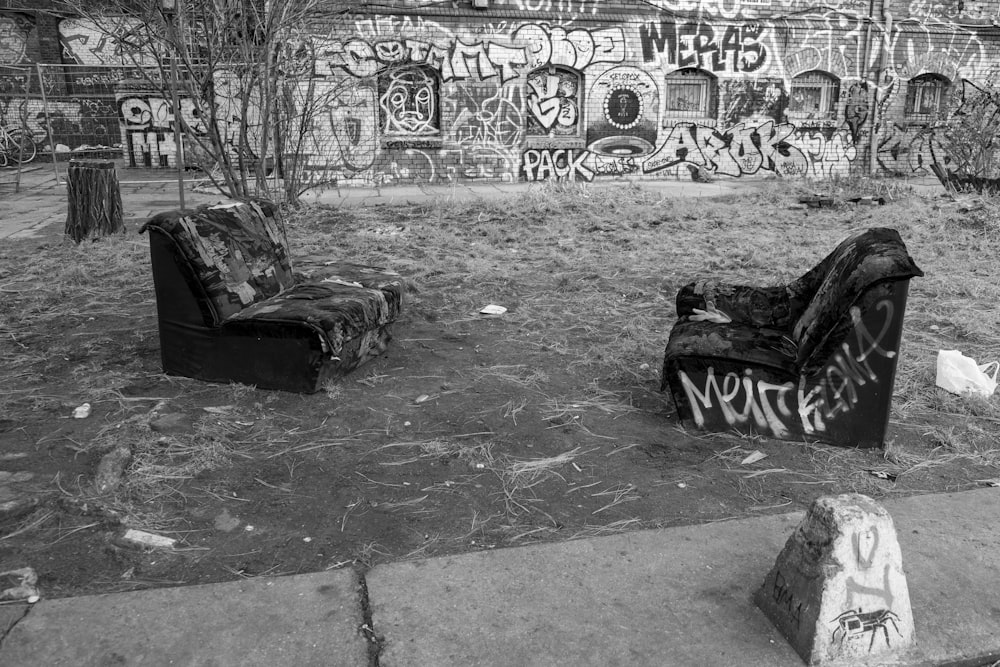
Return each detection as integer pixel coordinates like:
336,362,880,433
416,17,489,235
787,71,839,121
664,68,716,119
379,65,440,136
525,65,581,137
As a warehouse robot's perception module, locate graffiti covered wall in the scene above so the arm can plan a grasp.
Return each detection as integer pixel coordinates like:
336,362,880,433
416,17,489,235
269,0,1000,186
2,0,998,181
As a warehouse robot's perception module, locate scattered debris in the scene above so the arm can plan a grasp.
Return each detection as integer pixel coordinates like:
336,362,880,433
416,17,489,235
479,304,507,316
936,349,998,397
867,469,899,482
847,196,886,206
740,450,768,465
0,497,39,523
0,567,40,603
213,509,240,533
121,528,176,550
149,412,196,435
94,445,133,494
798,194,835,208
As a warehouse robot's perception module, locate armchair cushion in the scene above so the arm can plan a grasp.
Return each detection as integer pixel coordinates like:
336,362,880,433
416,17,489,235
143,200,294,323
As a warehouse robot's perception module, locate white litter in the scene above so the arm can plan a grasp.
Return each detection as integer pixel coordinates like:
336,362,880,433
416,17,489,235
72,403,91,419
479,304,507,316
740,450,768,465
936,349,998,397
122,529,176,550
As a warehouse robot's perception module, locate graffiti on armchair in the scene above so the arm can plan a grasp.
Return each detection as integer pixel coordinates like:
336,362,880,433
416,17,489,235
677,299,897,437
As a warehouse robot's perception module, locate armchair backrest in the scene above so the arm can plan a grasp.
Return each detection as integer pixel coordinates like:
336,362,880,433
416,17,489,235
791,228,924,369
140,200,294,322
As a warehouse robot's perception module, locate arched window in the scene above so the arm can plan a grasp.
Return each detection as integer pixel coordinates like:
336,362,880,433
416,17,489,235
664,68,717,119
787,71,840,121
905,74,950,118
379,65,440,136
525,65,582,138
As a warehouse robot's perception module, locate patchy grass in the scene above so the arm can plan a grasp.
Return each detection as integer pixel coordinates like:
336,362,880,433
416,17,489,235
1,177,999,596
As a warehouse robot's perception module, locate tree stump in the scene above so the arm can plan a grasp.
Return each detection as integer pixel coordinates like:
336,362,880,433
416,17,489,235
65,160,124,243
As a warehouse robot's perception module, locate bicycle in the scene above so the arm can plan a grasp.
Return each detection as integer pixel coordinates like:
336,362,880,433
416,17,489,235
0,122,37,167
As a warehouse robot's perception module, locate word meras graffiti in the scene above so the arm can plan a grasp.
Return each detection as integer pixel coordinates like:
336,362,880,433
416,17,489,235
640,21,767,73
314,25,625,83
676,299,896,438
643,121,806,177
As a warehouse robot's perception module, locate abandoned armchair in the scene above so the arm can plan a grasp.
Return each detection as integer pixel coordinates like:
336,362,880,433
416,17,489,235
661,227,924,448
139,200,403,393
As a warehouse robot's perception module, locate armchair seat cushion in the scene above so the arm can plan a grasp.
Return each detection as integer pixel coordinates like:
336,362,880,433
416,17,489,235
225,271,402,356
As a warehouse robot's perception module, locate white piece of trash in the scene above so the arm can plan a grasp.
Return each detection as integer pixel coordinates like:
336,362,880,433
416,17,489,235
72,403,91,419
740,450,768,465
479,304,507,316
122,528,176,550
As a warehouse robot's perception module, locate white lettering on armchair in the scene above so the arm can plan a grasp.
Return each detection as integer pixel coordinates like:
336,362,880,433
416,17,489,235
678,299,898,437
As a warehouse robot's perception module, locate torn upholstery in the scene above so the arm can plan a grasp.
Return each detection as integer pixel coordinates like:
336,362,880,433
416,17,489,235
140,200,402,393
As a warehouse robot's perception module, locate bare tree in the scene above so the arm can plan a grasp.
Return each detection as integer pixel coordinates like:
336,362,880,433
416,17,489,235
58,0,360,205
938,72,1000,180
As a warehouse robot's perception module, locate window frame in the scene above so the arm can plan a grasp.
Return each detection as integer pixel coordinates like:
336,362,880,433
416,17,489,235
663,68,717,124
786,71,840,123
377,64,442,142
524,64,584,145
904,73,950,121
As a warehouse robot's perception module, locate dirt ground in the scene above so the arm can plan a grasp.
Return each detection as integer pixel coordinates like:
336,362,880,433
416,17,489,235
1,180,998,600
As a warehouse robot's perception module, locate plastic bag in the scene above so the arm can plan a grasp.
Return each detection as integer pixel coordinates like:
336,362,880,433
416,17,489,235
935,350,999,397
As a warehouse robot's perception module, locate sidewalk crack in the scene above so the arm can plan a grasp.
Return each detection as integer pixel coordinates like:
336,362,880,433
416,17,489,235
356,567,383,667
0,603,33,651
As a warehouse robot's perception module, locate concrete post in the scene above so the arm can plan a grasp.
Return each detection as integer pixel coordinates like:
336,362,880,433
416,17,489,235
754,493,914,665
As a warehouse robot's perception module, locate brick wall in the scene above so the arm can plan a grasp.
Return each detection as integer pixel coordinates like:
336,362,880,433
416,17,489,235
3,0,998,183
292,0,1000,185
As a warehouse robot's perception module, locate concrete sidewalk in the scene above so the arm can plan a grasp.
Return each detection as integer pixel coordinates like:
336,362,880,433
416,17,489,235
2,488,998,666
0,164,768,242
1,163,949,242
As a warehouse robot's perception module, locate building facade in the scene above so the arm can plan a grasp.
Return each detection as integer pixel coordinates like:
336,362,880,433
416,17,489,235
1,0,998,184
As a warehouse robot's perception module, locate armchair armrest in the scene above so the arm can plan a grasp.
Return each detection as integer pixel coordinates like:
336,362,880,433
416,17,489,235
675,280,800,328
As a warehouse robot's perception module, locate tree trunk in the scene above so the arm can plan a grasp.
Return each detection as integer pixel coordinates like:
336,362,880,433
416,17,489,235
65,160,124,243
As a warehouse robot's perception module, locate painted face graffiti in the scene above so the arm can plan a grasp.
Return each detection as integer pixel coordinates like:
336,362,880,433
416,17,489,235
381,68,438,135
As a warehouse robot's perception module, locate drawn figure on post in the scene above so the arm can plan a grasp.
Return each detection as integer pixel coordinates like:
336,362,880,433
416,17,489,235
830,608,901,651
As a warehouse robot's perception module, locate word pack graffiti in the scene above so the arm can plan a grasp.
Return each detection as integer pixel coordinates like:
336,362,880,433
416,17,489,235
521,148,593,181
639,21,767,73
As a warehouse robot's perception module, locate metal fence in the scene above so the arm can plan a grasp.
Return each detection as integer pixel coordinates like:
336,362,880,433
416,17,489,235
0,63,196,191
